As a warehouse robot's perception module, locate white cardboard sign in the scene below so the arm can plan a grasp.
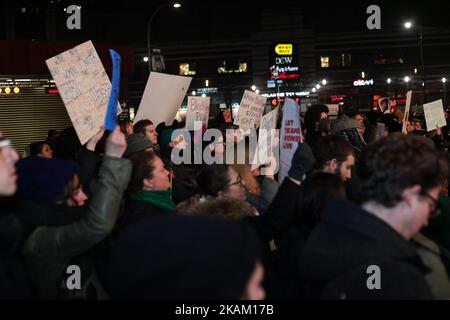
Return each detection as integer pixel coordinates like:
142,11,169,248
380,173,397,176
134,72,192,126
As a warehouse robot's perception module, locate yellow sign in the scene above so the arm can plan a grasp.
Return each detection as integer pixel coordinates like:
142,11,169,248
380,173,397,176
275,44,293,55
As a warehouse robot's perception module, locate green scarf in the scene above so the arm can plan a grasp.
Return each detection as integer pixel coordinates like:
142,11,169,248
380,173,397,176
131,189,175,212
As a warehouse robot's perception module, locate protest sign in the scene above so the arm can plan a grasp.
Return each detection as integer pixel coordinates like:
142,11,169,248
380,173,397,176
402,90,412,134
234,90,267,129
255,108,279,166
376,122,386,139
105,49,121,131
46,40,121,145
223,109,232,124
279,99,302,183
134,72,192,126
326,104,339,117
185,96,210,130
423,99,447,131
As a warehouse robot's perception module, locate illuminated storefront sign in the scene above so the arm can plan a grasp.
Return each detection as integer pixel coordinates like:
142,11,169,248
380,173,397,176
270,42,299,80
353,79,374,86
196,87,218,94
262,91,310,98
274,44,293,55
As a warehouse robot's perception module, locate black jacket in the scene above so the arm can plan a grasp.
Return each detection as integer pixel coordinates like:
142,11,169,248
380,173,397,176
299,200,433,299
0,207,31,299
117,199,170,234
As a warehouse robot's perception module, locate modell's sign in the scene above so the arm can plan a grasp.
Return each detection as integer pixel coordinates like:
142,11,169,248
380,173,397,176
270,43,299,80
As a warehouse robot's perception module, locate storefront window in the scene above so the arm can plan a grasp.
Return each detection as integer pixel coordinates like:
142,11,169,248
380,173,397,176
179,63,196,76
321,56,329,68
218,60,248,73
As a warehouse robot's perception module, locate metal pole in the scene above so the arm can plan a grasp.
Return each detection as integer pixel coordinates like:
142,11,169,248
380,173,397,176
444,82,447,109
147,4,167,73
419,26,426,103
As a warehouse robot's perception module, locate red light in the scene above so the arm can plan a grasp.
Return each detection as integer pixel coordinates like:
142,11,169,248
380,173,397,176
331,97,344,102
48,89,59,94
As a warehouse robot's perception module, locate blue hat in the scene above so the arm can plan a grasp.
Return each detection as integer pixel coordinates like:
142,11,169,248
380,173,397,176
16,156,80,204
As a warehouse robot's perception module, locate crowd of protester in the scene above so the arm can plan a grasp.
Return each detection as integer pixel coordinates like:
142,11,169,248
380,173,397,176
1,102,450,300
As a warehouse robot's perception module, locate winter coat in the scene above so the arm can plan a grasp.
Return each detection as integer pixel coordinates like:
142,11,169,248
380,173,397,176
299,200,433,299
0,209,31,299
21,156,131,299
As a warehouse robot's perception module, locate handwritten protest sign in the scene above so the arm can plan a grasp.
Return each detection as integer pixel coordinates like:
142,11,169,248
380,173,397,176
134,72,192,126
46,40,121,145
185,96,210,130
424,99,447,131
279,99,302,183
234,90,267,129
402,90,412,134
255,108,279,166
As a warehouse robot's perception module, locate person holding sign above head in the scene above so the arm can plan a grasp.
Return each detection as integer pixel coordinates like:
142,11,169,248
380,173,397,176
15,126,131,299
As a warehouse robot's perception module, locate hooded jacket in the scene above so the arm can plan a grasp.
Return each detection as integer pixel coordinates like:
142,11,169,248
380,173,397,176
299,200,433,299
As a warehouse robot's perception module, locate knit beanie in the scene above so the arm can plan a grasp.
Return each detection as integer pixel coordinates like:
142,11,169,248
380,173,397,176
125,133,153,157
16,156,80,204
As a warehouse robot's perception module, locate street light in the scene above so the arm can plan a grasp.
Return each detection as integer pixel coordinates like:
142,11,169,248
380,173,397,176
143,57,149,62
312,88,316,93
255,89,260,94
321,79,327,86
251,85,256,91
316,84,321,90
387,78,392,84
404,76,410,83
147,2,181,72
404,21,412,29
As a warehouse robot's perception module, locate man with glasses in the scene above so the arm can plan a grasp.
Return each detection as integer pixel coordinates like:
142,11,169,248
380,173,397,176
299,133,449,299
0,133,31,299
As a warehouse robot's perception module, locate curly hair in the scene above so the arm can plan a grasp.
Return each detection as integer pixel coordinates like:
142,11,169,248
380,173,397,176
359,133,449,207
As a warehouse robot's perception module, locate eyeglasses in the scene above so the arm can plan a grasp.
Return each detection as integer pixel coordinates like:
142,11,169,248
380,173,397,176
422,193,442,218
228,175,243,188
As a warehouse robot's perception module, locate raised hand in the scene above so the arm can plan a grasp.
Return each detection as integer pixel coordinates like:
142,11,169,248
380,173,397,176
105,125,127,158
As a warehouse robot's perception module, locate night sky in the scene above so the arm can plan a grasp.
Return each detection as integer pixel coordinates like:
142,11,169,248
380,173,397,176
3,0,450,43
